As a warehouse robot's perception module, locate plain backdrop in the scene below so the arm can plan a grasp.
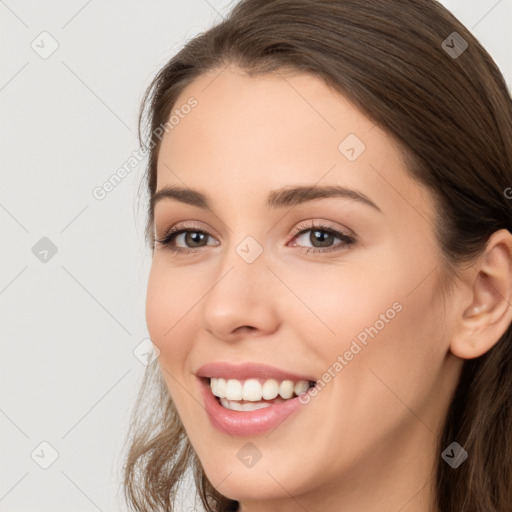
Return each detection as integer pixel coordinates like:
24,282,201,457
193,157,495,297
1,1,511,511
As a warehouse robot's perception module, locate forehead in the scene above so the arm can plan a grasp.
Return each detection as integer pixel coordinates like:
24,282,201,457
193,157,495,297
159,65,377,166
155,65,433,224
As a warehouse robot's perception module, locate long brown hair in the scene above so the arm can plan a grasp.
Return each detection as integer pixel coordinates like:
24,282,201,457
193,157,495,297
121,1,512,510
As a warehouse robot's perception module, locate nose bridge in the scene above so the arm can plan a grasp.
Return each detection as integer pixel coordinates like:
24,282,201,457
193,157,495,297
210,233,270,306
200,233,279,337
215,221,269,286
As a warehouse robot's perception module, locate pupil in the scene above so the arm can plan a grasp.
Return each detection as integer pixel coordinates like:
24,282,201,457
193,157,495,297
187,232,206,247
312,230,333,247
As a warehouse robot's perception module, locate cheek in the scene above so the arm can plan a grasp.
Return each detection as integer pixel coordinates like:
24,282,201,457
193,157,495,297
145,263,171,346
299,244,445,405
146,261,201,417
145,261,194,370
280,255,404,357
329,260,446,429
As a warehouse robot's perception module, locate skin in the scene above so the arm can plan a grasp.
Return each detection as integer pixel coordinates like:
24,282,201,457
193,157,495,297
145,64,512,512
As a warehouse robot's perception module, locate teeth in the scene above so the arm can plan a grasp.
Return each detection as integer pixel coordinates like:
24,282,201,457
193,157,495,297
225,379,243,400
243,379,262,401
220,398,273,411
216,378,227,398
279,380,294,399
294,380,310,395
210,377,312,401
262,378,279,400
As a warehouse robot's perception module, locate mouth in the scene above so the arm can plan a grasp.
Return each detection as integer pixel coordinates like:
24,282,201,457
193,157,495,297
207,376,316,411
196,362,318,436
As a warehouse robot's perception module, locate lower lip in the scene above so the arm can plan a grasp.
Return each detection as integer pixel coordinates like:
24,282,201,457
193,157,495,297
199,378,309,436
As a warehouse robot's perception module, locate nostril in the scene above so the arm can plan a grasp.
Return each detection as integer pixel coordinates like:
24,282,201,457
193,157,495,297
235,326,256,334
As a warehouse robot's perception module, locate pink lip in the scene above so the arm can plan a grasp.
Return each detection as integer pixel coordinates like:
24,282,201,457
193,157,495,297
198,377,311,436
195,361,316,382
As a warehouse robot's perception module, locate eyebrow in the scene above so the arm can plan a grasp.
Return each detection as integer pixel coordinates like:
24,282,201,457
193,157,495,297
151,184,381,212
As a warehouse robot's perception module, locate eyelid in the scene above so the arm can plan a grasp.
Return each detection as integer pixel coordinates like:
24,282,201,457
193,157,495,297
291,219,354,238
155,220,217,240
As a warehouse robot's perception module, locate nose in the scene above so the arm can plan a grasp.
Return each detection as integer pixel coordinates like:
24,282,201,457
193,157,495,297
201,246,280,342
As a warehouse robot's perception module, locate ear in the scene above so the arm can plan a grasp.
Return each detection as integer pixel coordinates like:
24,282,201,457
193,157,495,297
450,228,512,359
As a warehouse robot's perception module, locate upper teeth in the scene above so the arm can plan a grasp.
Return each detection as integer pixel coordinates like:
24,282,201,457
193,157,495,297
209,377,311,401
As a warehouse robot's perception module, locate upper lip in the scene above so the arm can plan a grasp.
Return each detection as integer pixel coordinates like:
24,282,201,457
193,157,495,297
196,361,316,382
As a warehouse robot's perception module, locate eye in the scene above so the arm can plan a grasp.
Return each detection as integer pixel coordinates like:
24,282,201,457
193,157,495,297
289,221,355,254
154,223,219,254
154,221,355,255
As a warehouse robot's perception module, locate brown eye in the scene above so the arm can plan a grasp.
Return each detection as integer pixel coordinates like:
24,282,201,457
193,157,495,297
182,231,208,247
290,223,356,254
154,227,219,253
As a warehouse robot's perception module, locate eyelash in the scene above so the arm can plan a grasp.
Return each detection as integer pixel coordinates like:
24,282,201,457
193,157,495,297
153,221,356,255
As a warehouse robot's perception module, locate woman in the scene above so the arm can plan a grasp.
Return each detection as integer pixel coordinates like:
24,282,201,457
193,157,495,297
122,0,512,510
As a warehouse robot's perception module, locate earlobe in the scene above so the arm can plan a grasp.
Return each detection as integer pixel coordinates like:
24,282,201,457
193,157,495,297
450,229,512,360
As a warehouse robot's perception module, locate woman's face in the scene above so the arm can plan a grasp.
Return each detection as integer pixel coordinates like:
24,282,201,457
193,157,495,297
146,65,462,509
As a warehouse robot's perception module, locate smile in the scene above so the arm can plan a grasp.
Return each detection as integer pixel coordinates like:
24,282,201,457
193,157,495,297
196,362,318,435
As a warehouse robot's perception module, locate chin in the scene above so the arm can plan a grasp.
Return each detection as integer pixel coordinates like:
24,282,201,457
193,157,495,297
198,452,313,503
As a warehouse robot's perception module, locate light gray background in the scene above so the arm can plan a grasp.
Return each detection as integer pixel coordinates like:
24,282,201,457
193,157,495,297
1,1,511,511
